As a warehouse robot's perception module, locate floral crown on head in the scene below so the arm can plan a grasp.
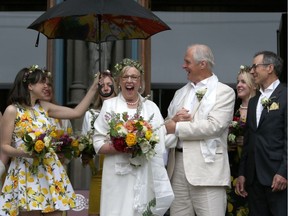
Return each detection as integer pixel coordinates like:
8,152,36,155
114,58,144,77
23,64,51,83
239,65,251,72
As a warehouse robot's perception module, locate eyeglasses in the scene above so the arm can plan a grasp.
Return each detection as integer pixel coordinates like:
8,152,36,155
250,63,270,70
121,75,140,82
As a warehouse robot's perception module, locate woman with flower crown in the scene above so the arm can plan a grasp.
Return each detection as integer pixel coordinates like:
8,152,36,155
81,70,117,216
0,65,98,216
226,65,257,216
93,58,174,216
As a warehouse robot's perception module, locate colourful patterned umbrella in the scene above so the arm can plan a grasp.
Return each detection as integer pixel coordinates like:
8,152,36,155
27,0,170,43
28,0,170,70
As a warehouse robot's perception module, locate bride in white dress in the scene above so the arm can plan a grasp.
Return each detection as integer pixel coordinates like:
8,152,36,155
93,59,174,216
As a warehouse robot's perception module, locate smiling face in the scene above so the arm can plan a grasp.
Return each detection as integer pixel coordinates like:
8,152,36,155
237,73,253,100
43,77,53,102
119,66,141,102
28,78,48,104
250,54,272,90
182,47,201,83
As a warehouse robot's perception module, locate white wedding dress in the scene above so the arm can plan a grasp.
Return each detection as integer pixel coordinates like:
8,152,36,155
93,93,174,216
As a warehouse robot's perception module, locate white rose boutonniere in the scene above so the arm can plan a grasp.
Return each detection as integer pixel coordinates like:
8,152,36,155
196,88,207,102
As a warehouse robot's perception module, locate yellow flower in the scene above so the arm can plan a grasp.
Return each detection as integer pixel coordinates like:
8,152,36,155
67,127,73,135
69,198,76,207
50,131,58,138
38,172,45,178
34,131,42,137
3,202,12,209
27,187,36,195
43,206,55,213
62,198,69,205
42,188,49,195
32,201,38,208
9,210,17,216
71,139,79,147
36,195,45,203
56,129,65,138
3,184,13,193
27,176,34,182
227,202,233,212
232,178,238,187
126,133,137,147
145,130,152,140
34,140,45,153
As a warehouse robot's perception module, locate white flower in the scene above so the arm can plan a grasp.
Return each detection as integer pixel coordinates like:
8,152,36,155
261,97,270,106
145,149,156,159
28,133,36,141
139,140,151,154
240,65,245,69
117,125,128,135
44,136,52,147
231,121,238,127
142,125,148,133
78,143,85,151
228,133,236,143
196,88,207,102
149,134,159,143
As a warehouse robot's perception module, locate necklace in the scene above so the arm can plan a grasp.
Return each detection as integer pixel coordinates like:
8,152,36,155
126,97,140,106
240,104,248,109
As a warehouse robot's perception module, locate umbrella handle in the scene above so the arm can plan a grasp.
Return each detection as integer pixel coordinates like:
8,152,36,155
35,32,40,47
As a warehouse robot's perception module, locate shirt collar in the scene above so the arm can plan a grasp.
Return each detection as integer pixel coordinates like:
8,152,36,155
260,79,280,96
190,75,211,90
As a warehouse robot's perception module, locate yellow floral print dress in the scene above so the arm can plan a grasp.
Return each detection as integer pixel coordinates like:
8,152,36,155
0,103,76,216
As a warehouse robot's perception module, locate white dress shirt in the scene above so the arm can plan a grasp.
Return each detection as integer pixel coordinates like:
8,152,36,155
256,79,280,126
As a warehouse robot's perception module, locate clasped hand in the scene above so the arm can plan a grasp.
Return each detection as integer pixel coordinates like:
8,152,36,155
165,108,192,134
172,108,192,122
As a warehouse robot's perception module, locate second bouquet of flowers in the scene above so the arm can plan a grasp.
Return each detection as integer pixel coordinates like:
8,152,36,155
106,111,159,166
50,128,79,164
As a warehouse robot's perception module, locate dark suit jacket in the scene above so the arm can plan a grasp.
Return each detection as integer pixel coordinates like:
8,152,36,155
238,83,287,186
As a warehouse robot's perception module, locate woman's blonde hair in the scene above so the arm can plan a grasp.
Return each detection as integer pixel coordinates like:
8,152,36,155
238,66,257,99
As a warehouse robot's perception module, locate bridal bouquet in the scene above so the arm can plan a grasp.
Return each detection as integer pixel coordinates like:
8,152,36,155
22,129,54,174
106,111,159,165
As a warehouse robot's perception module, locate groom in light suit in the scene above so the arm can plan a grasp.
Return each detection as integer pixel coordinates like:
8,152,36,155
165,44,235,216
236,51,287,216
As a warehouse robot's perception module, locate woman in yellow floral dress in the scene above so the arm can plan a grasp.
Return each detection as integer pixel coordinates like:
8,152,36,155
0,65,98,216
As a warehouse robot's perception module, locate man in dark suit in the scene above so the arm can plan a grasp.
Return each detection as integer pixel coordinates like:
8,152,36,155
236,51,287,216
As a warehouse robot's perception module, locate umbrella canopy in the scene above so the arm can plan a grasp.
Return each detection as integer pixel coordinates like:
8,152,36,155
27,0,171,43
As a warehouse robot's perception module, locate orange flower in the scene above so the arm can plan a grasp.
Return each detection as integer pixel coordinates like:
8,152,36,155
125,120,136,132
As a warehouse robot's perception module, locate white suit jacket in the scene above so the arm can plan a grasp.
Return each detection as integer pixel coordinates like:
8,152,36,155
166,81,235,187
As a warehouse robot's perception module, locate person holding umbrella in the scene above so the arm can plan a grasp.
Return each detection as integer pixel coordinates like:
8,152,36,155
0,65,98,216
93,58,174,216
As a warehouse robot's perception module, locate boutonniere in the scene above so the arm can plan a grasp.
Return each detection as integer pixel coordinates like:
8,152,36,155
261,96,276,112
196,88,207,102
